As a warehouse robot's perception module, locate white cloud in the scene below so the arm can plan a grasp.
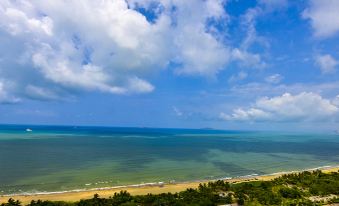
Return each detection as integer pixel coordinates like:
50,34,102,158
205,0,227,18
164,0,231,76
265,74,283,84
231,48,266,69
221,92,339,122
220,108,271,121
1,6,53,36
315,54,338,74
0,0,236,102
303,0,339,38
127,77,154,93
0,0,163,101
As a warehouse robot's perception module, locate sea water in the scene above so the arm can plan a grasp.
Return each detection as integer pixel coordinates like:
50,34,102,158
0,125,338,195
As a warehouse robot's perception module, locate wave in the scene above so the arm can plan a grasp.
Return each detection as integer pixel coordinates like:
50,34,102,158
1,182,166,197
1,164,338,197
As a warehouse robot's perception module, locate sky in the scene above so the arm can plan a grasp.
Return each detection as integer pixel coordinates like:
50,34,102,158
0,0,339,132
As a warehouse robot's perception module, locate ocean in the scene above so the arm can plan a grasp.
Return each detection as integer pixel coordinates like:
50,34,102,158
0,125,338,195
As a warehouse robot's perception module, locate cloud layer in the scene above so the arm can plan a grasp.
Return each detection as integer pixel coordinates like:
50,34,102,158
303,0,339,38
0,0,245,102
221,92,339,122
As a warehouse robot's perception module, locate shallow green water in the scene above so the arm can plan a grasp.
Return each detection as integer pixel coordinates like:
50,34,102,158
0,125,338,195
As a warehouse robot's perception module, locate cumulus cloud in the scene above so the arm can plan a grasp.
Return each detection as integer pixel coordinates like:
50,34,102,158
220,92,339,122
303,0,339,38
159,0,231,76
315,54,338,74
0,0,240,102
0,0,167,102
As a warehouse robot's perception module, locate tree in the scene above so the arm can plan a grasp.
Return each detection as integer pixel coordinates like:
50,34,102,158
1,199,21,206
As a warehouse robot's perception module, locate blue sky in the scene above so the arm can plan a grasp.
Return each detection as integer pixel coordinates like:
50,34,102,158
0,0,339,131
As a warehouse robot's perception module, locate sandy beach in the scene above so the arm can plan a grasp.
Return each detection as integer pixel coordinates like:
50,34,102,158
1,166,338,204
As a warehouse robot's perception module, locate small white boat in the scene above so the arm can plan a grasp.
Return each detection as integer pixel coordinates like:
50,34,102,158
26,128,33,132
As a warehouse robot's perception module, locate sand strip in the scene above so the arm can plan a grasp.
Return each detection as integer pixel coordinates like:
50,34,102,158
1,166,338,204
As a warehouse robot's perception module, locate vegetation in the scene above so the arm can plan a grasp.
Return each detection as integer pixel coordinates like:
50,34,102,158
1,170,338,206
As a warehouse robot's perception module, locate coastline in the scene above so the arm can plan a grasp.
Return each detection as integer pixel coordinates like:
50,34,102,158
1,165,338,204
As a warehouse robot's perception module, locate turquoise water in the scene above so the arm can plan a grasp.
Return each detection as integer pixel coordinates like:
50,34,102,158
0,125,338,195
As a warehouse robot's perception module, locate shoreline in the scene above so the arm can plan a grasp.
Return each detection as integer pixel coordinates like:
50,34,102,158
1,165,338,204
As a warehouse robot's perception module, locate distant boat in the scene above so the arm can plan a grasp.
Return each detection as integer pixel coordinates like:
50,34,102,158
26,128,33,132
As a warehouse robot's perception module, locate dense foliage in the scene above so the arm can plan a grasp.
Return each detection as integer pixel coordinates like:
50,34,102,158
1,170,338,206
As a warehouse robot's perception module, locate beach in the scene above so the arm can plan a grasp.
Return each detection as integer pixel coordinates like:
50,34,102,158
1,166,338,204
